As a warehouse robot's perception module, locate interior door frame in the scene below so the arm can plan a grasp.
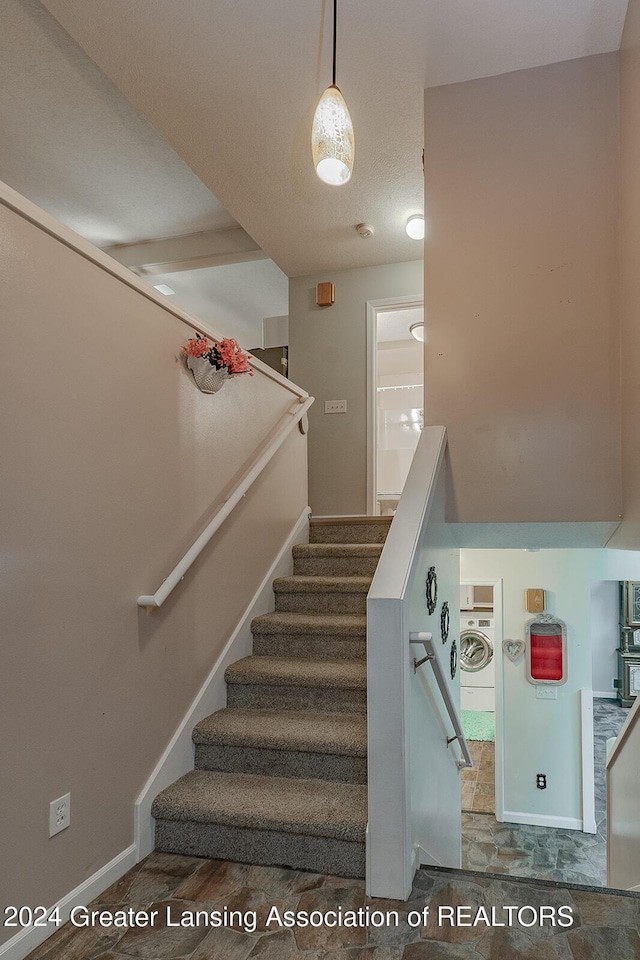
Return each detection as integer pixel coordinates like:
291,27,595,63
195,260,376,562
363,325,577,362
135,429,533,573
460,578,505,822
365,295,424,515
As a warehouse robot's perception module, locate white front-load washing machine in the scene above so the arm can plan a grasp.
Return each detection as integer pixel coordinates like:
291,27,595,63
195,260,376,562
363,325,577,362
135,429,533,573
460,616,495,711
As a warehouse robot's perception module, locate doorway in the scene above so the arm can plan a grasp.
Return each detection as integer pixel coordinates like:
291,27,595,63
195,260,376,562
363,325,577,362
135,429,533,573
459,579,504,824
366,297,423,515
458,561,632,888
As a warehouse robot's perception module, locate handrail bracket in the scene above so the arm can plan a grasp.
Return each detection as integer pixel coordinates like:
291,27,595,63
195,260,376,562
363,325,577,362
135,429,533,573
412,653,434,672
410,631,473,770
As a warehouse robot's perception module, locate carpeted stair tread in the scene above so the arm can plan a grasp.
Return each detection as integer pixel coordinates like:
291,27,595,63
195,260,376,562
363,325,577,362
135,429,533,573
193,708,367,756
310,516,393,527
310,516,392,544
273,575,372,594
225,656,366,689
292,544,384,558
152,514,387,875
151,770,367,842
251,611,367,636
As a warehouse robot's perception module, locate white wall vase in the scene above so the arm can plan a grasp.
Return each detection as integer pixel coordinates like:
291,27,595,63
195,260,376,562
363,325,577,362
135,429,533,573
187,356,229,394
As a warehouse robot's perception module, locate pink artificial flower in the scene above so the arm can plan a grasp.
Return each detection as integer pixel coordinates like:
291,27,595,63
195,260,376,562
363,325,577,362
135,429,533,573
218,338,252,375
228,354,250,374
182,336,211,358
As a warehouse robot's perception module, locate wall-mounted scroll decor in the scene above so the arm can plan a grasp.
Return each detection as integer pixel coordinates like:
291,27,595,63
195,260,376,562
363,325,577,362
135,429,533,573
526,614,567,685
426,566,438,615
450,638,458,679
440,601,450,644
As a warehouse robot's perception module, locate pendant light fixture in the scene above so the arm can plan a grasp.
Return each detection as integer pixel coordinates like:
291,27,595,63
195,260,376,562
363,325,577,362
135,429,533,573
312,0,354,185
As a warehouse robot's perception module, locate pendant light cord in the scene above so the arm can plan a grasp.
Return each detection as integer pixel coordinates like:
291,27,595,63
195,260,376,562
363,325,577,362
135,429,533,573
332,0,337,86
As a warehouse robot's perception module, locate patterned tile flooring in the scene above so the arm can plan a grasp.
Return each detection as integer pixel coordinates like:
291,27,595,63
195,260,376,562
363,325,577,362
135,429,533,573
24,853,640,960
462,742,495,815
22,700,634,958
461,698,629,887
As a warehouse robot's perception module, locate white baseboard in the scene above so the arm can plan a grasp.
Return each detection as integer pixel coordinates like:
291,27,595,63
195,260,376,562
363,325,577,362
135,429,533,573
502,811,582,831
134,506,311,859
593,691,617,700
0,845,137,960
365,824,371,897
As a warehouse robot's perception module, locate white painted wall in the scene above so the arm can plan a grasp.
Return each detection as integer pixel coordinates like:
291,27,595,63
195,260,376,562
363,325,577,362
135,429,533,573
368,429,460,899
461,549,640,827
591,581,620,698
408,462,462,870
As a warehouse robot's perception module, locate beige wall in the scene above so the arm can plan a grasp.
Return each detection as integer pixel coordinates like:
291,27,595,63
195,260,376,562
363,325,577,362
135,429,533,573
289,261,423,515
424,54,622,524
0,197,308,939
612,2,640,548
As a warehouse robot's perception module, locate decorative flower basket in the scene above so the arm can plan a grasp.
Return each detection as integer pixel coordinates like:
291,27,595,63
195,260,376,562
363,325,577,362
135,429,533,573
181,334,252,394
187,356,229,393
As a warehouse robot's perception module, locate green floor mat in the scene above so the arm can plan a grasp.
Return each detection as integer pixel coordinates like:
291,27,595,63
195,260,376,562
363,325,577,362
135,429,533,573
461,709,495,742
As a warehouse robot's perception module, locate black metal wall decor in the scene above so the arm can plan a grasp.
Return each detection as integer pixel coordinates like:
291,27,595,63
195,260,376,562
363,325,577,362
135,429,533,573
440,601,450,644
426,566,438,615
450,638,458,679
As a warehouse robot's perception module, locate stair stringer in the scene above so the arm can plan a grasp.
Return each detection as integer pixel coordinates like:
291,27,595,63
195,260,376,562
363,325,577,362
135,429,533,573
134,506,310,860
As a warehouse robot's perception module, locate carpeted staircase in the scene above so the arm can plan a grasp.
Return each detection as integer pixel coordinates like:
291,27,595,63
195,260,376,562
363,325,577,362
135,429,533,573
151,515,392,878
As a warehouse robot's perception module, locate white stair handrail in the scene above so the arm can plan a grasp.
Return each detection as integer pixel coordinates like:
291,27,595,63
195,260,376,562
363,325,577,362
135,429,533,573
138,395,314,607
410,632,473,770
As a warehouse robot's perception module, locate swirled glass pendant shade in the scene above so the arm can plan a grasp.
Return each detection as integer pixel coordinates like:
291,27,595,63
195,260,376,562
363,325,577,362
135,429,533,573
312,85,354,185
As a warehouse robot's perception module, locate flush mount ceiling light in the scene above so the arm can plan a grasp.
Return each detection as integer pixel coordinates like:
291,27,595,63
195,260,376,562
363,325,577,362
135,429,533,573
406,216,425,240
409,322,425,342
312,0,354,185
153,284,175,296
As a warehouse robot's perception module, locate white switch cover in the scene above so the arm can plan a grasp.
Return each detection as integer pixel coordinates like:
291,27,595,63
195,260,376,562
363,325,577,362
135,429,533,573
325,400,347,414
536,686,558,700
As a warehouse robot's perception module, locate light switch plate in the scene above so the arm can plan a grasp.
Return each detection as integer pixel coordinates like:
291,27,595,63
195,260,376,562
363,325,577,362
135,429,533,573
536,686,557,700
325,400,347,414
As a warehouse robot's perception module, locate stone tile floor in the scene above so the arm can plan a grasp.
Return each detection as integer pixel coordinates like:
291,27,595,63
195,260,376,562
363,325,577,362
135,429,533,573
462,742,495,815
461,698,629,887
461,812,609,885
24,853,640,960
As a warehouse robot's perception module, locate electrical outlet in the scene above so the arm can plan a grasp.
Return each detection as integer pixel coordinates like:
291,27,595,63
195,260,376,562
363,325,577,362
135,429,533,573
324,400,347,414
536,686,557,700
536,774,547,790
49,793,71,836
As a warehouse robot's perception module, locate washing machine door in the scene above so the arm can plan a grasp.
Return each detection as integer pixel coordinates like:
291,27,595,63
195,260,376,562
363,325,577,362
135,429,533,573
460,630,493,672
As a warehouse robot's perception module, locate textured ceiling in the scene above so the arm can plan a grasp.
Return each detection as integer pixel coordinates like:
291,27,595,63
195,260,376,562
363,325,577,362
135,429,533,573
0,0,287,345
378,307,424,343
146,260,289,349
0,0,238,247
40,0,629,277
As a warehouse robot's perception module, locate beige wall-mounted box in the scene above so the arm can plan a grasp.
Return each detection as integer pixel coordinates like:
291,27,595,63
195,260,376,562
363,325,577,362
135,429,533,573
525,588,546,613
316,282,335,307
